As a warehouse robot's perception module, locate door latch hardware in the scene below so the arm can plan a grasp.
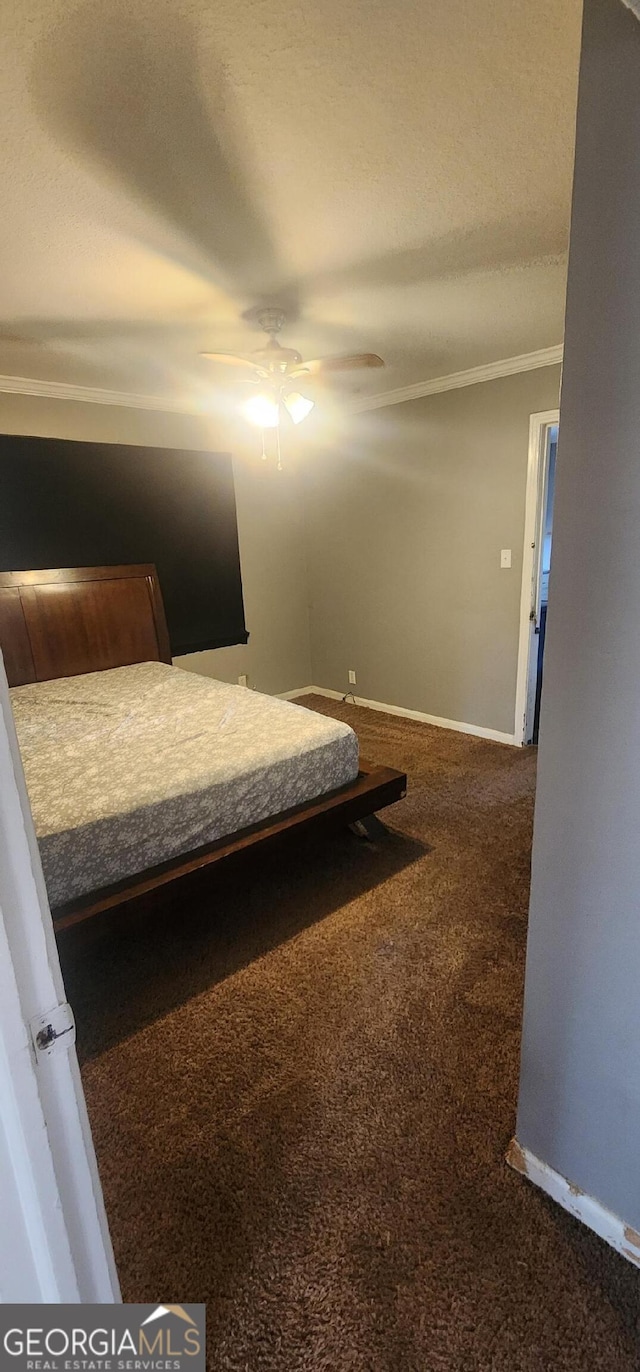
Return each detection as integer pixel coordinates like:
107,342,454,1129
30,1003,76,1059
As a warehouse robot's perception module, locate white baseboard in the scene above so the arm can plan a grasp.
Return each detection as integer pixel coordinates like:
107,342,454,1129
284,686,517,745
276,686,315,701
506,1138,640,1269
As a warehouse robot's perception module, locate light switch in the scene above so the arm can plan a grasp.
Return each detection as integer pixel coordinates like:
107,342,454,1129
500,549,512,568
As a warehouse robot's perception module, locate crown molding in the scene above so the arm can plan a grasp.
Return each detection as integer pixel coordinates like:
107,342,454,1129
0,373,201,414
352,344,564,413
0,343,564,417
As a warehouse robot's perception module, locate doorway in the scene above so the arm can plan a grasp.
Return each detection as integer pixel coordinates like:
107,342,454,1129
514,410,560,746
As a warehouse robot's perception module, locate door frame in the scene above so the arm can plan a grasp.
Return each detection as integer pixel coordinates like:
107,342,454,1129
0,652,120,1302
514,409,560,746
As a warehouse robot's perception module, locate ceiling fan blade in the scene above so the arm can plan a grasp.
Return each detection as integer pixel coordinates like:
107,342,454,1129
200,351,257,368
289,353,384,378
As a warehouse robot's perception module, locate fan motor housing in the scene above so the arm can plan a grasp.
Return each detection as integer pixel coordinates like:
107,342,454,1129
256,307,286,336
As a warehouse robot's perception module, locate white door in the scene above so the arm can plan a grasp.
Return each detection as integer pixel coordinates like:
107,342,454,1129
0,652,119,1303
524,426,556,740
514,411,560,745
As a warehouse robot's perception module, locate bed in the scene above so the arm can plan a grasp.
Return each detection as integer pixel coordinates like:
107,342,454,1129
0,565,407,931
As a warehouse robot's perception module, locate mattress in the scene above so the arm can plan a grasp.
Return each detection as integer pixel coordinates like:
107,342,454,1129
10,662,359,907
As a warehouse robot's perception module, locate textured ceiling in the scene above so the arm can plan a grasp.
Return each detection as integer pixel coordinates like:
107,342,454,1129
0,0,582,399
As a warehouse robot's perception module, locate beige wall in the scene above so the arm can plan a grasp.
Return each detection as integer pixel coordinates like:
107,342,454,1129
0,392,312,695
303,365,561,737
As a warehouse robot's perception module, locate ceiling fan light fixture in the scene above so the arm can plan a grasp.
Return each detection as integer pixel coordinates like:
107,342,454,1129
243,392,280,428
202,311,384,464
283,391,315,424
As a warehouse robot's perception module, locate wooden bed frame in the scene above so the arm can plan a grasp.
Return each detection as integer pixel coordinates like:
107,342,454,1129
0,564,407,931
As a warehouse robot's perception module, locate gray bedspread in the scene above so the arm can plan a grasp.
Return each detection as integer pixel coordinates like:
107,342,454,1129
10,662,359,906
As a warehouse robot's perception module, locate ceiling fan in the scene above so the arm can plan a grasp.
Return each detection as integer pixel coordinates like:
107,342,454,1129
201,307,383,462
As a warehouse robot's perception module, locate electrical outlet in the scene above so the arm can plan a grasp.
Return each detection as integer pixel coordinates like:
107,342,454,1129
238,674,248,687
348,669,357,685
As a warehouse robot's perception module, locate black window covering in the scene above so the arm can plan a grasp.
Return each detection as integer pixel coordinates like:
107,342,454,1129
0,434,248,656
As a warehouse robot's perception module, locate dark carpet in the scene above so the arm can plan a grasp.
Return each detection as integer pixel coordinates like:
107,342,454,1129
61,697,640,1370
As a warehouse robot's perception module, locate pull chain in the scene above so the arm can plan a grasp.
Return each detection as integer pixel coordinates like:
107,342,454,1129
258,424,284,469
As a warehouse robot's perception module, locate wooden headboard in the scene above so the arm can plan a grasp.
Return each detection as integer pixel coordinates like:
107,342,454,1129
0,565,172,687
